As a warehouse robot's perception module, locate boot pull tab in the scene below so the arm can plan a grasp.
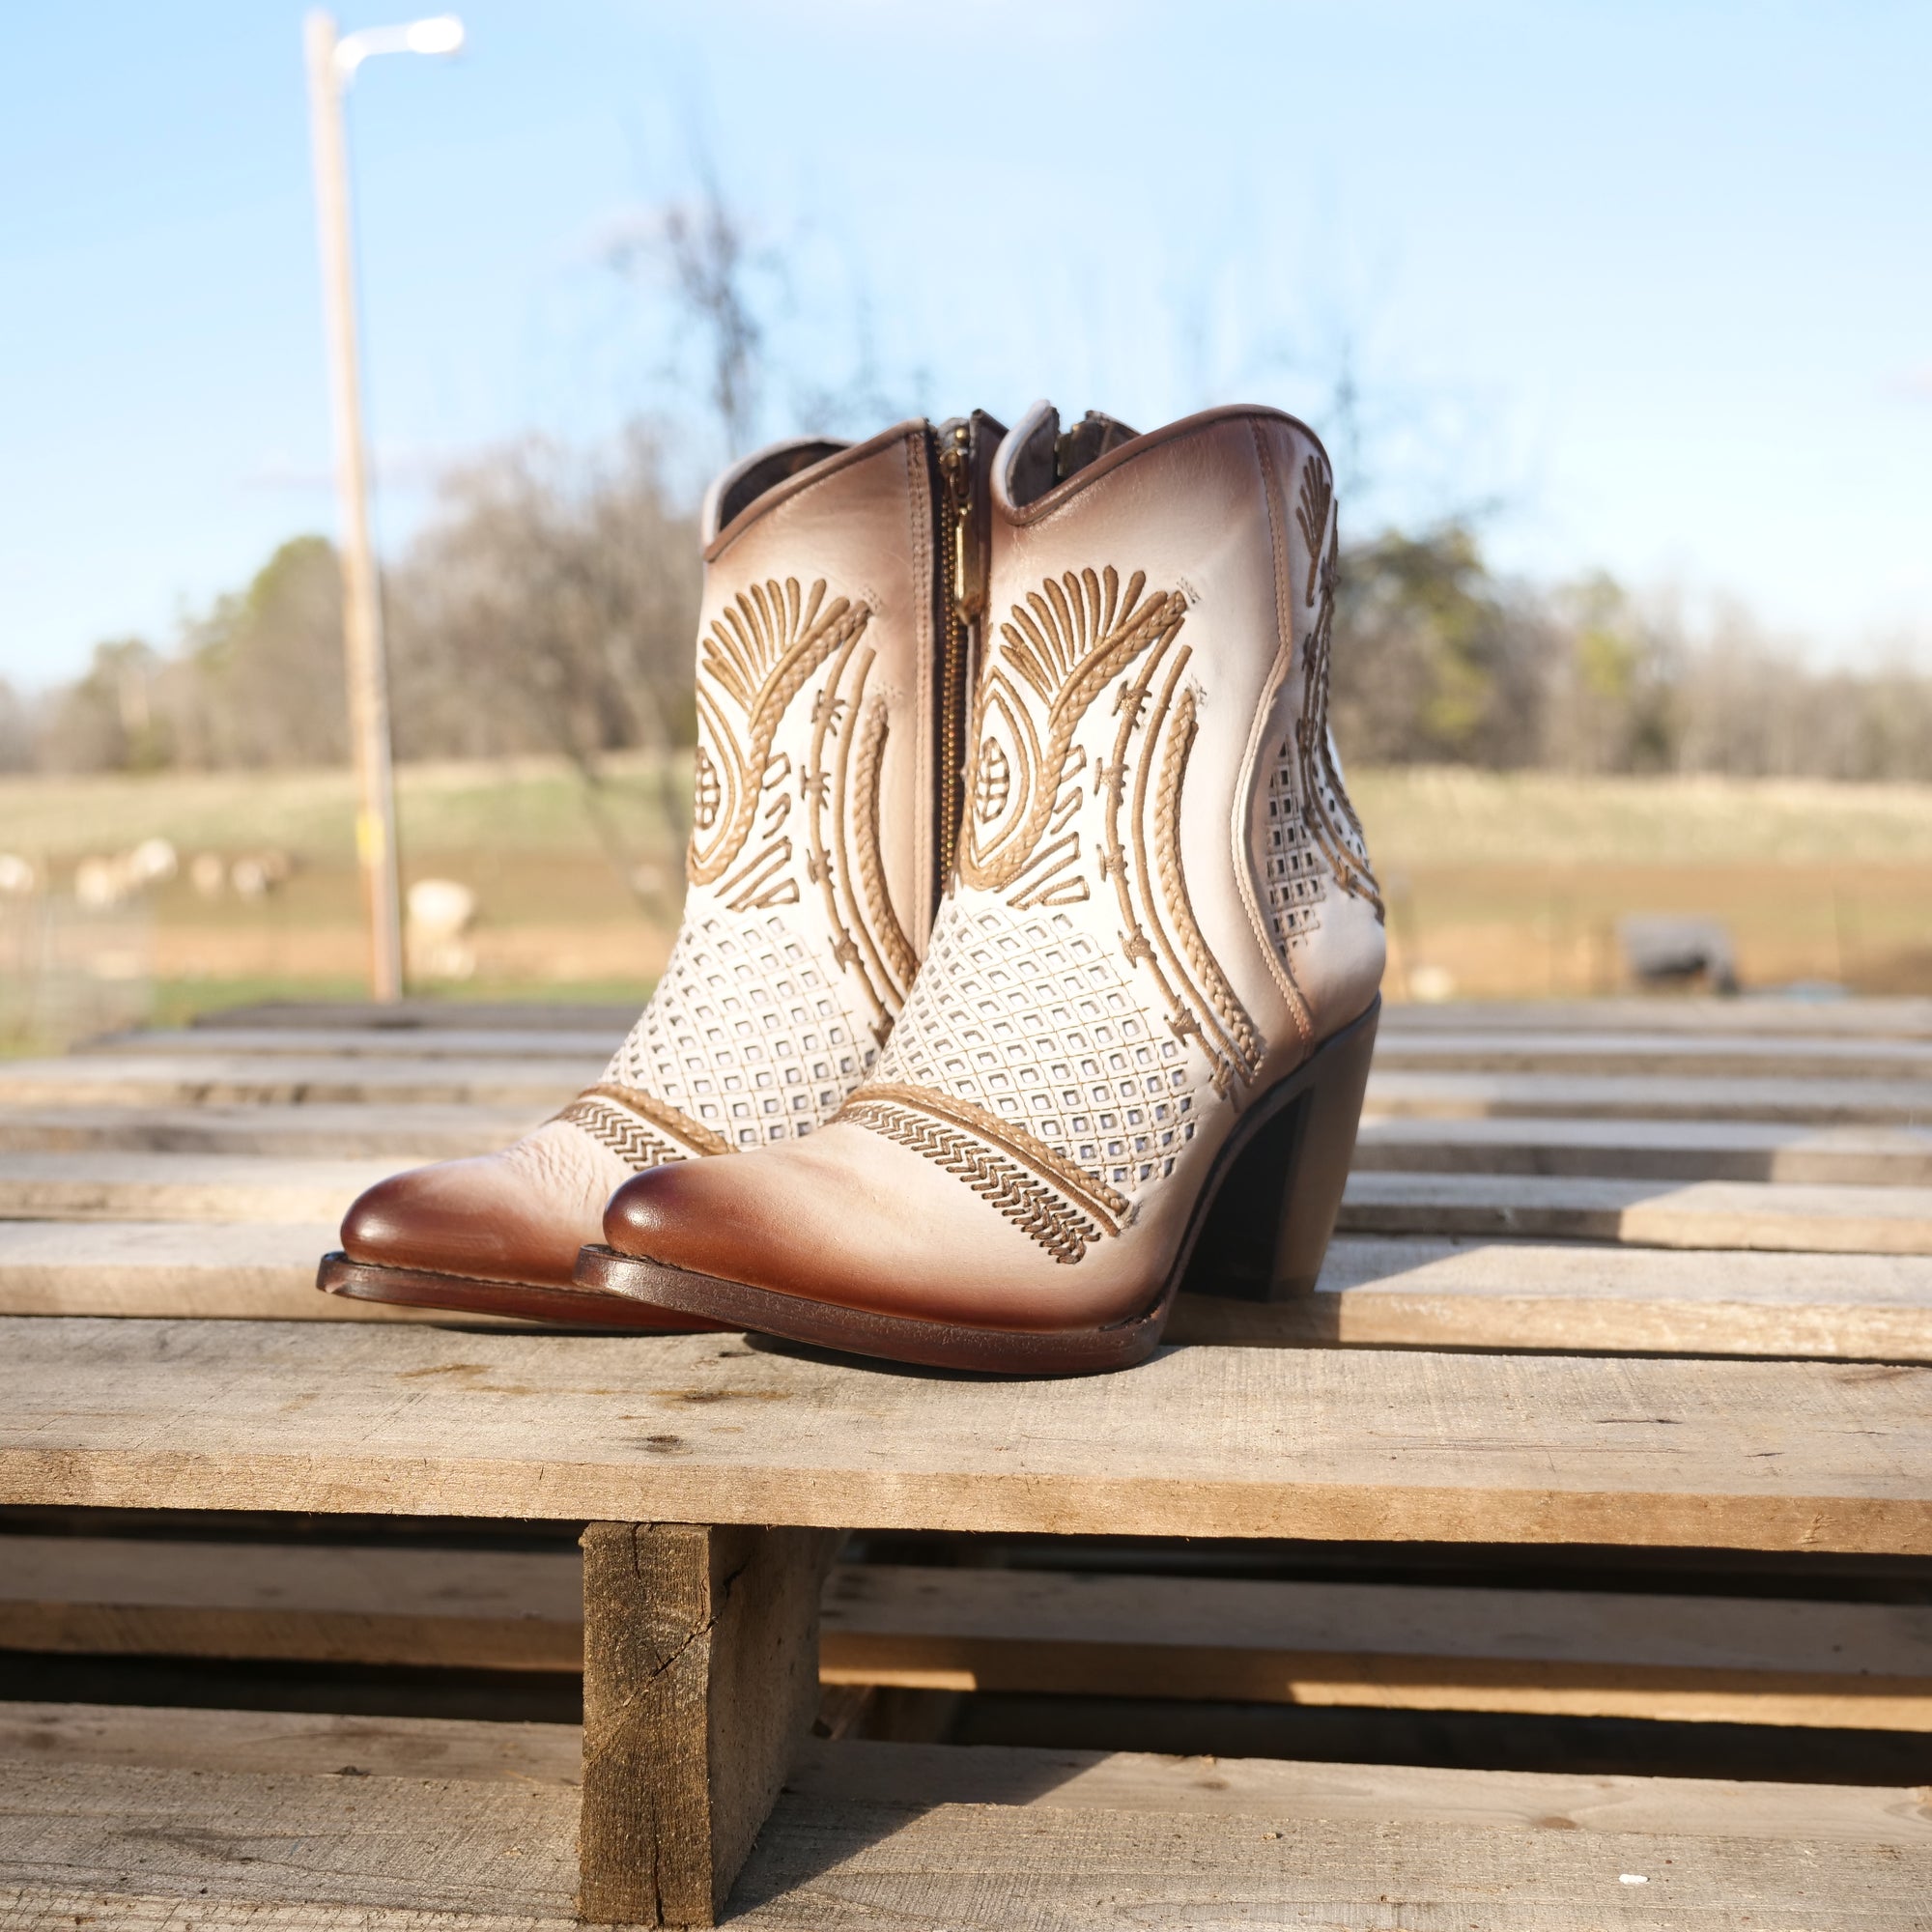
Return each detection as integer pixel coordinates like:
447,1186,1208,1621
1054,411,1139,482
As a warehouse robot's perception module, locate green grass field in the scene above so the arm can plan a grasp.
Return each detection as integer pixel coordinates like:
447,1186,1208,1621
4,756,1930,1040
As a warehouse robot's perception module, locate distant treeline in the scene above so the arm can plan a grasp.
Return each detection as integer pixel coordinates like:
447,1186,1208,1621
8,429,1930,784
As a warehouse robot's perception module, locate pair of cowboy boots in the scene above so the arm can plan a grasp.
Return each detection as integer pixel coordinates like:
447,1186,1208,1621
319,401,1385,1374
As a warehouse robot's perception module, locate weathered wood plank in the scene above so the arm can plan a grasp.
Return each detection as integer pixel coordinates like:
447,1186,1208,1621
787,1736,1932,1843
14,1220,1932,1362
1380,997,1932,1038
187,999,639,1034
1377,1030,1932,1080
0,1700,582,1784
0,1223,468,1322
1339,1172,1932,1253
17,1540,1932,1731
0,1104,539,1159
6,1707,1925,1847
579,1521,838,1926
820,1563,1932,1730
0,1536,582,1671
2,1319,1927,1550
192,993,1932,1038
3,1715,1928,1930
16,1152,1932,1254
13,1108,1932,1178
1354,1116,1932,1186
0,1055,594,1110
0,1152,401,1224
84,1027,623,1062
1178,1236,1932,1360
1365,1068,1932,1123
0,1759,580,1919
725,1782,1932,1928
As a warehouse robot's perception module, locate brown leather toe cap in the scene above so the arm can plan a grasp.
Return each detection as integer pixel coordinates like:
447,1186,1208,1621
342,1153,594,1290
602,1131,950,1311
602,1158,746,1273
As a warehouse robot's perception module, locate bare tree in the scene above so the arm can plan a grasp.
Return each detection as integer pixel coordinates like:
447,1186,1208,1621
387,425,701,908
609,167,767,459
0,681,31,773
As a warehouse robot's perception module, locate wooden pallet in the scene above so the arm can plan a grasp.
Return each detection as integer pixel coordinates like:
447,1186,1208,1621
10,1703,1926,1931
5,995,1932,1925
8,1000,1932,1358
9,1535,1931,1732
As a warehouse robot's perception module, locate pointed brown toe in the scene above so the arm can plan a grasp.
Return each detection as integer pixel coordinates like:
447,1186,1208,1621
342,1152,593,1290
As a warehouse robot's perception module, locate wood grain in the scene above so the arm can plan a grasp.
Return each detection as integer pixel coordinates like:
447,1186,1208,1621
1338,1171,1932,1253
0,1103,539,1158
3,1713,1928,1930
1353,1115,1932,1185
1379,998,1932,1038
8,1705,1926,1844
0,1535,582,1671
725,1781,1932,1929
0,1222,468,1322
0,1699,581,1784
579,1521,837,1926
12,1220,1932,1361
1365,1068,1932,1123
820,1563,1932,1730
0,1151,401,1224
0,1759,580,1919
2,1318,1928,1550
1183,1233,1932,1360
185,998,639,1034
85,1027,623,1062
12,1539,1931,1731
1376,1030,1932,1080
0,1054,594,1110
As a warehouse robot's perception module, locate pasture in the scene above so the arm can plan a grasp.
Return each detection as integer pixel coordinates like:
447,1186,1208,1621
3,758,1929,1035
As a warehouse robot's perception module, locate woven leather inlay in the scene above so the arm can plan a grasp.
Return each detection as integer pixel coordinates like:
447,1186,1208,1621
602,910,873,1151
872,901,1199,1199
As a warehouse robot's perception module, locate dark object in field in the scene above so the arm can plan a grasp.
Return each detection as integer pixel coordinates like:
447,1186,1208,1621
1619,916,1739,994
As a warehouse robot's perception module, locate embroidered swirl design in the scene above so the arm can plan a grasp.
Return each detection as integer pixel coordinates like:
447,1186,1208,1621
961,566,1187,905
689,577,870,888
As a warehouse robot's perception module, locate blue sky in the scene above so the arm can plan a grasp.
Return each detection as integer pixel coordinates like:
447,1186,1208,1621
2,0,1928,689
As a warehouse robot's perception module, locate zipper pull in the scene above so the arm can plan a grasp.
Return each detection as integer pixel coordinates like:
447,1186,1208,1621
938,421,984,628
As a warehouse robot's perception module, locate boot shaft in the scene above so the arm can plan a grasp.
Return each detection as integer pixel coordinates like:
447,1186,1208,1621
688,414,1005,955
600,415,1004,1153
951,399,1381,1053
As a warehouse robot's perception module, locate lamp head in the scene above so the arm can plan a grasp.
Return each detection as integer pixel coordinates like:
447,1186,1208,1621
405,15,465,55
334,14,466,81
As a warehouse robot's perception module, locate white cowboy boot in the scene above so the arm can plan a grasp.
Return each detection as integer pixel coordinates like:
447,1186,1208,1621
319,412,1008,1325
581,402,1385,1370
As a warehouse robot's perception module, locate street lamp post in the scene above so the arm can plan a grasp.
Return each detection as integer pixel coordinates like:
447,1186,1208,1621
302,11,464,1004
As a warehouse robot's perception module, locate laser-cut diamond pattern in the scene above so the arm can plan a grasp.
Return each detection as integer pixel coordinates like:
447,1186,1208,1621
1261,738,1325,953
875,901,1200,1196
603,911,871,1150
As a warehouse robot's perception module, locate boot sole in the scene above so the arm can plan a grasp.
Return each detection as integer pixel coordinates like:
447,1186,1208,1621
316,1254,719,1331
574,998,1380,1376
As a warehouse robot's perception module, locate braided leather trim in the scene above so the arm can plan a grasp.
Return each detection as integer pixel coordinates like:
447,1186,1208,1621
838,1079,1127,1264
555,1094,684,1174
840,1098,1104,1266
562,1084,733,1161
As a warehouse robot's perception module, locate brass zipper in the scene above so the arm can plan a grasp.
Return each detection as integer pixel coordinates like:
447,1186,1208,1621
934,418,980,891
